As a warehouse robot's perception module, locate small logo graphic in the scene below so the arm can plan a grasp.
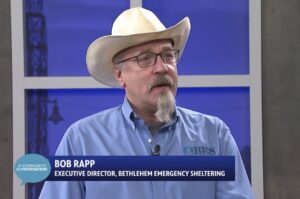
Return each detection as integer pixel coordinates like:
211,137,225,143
14,153,51,185
183,146,216,155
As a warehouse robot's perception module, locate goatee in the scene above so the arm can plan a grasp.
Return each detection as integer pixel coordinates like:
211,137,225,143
154,90,175,123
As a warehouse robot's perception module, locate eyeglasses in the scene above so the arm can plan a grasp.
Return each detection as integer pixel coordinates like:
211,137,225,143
115,49,180,68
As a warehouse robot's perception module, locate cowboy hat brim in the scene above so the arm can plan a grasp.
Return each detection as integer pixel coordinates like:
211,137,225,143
86,17,191,87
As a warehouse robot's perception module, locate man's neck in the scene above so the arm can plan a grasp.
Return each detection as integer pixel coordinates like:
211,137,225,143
128,100,165,133
133,104,161,124
138,111,165,134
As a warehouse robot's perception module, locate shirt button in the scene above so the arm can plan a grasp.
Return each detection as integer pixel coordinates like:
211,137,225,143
147,138,152,143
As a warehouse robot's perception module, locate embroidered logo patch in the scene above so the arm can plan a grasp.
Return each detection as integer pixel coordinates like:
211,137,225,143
183,146,216,155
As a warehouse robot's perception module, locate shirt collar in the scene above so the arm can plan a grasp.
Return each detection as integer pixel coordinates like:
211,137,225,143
121,97,135,123
121,97,180,127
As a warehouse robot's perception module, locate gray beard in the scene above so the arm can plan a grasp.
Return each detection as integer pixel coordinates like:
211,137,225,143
154,91,175,123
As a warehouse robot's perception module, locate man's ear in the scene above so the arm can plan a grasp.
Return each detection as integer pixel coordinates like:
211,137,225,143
113,66,126,87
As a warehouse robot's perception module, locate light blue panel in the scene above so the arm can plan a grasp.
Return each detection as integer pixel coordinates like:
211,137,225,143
144,0,249,75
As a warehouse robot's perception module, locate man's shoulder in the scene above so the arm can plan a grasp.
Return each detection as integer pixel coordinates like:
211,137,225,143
70,105,122,129
177,106,217,120
176,106,226,128
56,105,124,155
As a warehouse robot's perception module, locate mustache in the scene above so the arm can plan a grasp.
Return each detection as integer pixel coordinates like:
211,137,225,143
148,75,174,91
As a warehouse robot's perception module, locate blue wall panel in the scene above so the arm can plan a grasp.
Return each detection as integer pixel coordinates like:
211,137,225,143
144,0,249,75
26,87,250,158
25,0,248,76
25,0,129,76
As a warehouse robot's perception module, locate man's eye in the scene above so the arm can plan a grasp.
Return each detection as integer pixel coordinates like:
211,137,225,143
164,53,174,58
163,51,175,58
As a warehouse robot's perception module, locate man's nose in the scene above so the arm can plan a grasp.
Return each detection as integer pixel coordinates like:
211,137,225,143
153,55,168,74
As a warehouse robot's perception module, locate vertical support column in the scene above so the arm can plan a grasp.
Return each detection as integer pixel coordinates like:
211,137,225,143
249,0,264,198
130,0,142,8
11,0,26,198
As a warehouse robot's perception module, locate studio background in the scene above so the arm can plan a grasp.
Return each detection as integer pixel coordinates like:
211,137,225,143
1,0,300,198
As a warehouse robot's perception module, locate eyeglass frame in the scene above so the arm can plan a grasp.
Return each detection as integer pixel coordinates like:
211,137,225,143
114,49,180,68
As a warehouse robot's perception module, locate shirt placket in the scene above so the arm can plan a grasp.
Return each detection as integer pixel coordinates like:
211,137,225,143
134,118,176,199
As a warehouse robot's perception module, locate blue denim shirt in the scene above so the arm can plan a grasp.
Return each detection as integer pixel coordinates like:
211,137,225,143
39,98,254,199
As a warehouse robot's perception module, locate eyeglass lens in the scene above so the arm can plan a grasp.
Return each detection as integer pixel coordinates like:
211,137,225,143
137,50,179,68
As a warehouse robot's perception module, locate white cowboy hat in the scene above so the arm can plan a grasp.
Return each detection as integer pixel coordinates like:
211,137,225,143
86,7,191,87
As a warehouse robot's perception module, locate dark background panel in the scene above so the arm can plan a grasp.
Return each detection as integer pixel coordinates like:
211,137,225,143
0,0,12,198
262,0,300,198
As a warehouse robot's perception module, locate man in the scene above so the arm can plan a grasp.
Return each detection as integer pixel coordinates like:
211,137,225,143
40,7,254,199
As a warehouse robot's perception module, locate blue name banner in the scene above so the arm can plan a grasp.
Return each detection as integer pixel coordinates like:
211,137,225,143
46,156,235,181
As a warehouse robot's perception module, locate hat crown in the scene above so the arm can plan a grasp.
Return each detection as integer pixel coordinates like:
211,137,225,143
112,7,166,36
